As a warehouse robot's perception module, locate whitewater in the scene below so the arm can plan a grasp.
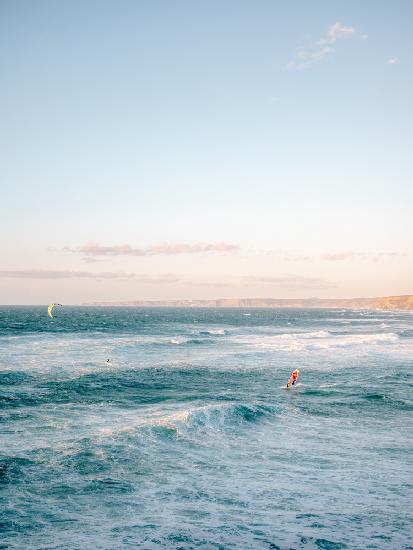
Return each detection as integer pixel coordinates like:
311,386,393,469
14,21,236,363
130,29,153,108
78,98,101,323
1,307,412,549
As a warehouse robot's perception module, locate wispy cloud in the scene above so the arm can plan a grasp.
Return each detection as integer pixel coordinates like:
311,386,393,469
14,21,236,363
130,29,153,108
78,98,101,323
320,22,356,44
288,47,335,69
321,251,403,262
386,58,400,65
66,242,240,257
288,21,360,69
0,270,181,282
182,274,333,290
263,249,403,262
244,275,333,290
322,252,363,261
184,280,236,288
80,257,104,264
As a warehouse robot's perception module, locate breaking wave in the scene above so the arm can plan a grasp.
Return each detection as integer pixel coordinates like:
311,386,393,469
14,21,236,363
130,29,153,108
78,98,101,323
146,402,277,436
233,331,400,351
196,328,227,336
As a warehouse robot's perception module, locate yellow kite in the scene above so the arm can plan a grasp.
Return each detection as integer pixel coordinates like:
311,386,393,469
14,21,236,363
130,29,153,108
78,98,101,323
47,303,62,318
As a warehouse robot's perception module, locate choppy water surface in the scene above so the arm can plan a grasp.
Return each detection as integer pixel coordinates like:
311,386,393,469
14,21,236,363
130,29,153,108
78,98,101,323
1,307,412,549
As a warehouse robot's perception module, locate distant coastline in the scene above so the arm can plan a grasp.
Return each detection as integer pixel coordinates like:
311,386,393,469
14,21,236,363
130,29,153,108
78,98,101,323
83,295,413,310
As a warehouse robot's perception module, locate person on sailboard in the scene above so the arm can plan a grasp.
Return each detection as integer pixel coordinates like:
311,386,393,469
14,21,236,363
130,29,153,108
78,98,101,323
291,369,299,385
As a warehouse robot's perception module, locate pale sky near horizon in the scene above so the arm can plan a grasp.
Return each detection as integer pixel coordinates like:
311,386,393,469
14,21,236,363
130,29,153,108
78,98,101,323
1,0,412,304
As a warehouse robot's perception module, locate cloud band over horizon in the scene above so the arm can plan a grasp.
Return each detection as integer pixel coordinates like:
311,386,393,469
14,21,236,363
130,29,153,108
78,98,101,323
0,270,331,290
65,242,240,257
0,270,180,282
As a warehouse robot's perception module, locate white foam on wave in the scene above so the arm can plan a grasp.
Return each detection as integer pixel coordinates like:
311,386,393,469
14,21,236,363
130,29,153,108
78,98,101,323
150,409,191,429
0,330,210,374
232,330,329,351
146,401,274,438
336,332,399,345
4,400,272,460
44,403,251,445
232,331,400,352
195,328,226,336
300,330,330,339
169,338,186,345
88,401,274,441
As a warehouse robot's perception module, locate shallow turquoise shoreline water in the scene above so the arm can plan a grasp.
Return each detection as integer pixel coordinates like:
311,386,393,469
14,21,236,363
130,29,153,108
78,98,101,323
1,307,412,549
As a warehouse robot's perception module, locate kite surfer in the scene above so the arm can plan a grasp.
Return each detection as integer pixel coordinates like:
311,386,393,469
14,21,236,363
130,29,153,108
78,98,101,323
47,303,62,318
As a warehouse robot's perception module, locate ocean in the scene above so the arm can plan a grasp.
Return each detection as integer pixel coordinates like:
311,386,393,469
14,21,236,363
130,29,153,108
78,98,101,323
1,307,412,549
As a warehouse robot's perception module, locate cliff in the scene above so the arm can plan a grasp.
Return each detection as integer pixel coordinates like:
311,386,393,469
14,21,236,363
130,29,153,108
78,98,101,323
372,295,413,310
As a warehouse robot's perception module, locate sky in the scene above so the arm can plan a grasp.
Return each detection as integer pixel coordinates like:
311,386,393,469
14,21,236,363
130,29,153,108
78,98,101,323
0,0,412,304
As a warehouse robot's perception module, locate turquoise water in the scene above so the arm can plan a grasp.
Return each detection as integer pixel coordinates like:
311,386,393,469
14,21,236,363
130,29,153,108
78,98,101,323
1,307,412,549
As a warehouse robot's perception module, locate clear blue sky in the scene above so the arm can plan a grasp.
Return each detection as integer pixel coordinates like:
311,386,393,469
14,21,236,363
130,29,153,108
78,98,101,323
1,1,412,303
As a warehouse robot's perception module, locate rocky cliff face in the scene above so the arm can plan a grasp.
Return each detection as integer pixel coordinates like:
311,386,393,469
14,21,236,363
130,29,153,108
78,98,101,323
372,295,413,310
84,295,413,310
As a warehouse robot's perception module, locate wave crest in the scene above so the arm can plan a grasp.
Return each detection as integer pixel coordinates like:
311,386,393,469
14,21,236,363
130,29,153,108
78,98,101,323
234,331,399,351
147,402,276,437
